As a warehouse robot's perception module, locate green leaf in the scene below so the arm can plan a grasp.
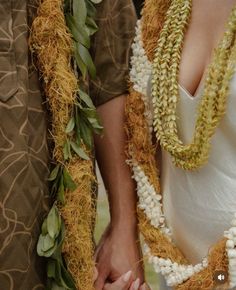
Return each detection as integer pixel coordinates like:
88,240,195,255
41,218,48,235
57,175,65,204
47,206,60,239
63,140,71,160
74,44,87,79
54,260,73,289
79,89,95,108
73,0,87,25
51,282,65,290
57,221,65,248
52,223,65,260
42,234,55,252
48,164,60,181
37,234,45,256
51,173,61,197
75,109,82,146
65,117,75,134
47,260,56,278
80,108,103,133
90,0,102,4
79,117,93,148
88,118,103,134
70,141,90,160
85,0,96,17
63,168,77,191
51,166,62,196
43,242,58,258
81,108,97,118
85,17,98,35
65,14,90,48
46,278,53,290
61,263,77,290
76,43,96,79
54,261,63,287
90,0,103,4
37,234,57,257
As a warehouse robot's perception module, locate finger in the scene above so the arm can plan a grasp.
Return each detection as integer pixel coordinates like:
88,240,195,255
94,259,110,290
93,267,98,282
94,270,108,290
104,270,133,290
130,278,140,290
140,284,145,290
94,243,102,261
94,275,107,290
140,283,151,290
94,226,110,260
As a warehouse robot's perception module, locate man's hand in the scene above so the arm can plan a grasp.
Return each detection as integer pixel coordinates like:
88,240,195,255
94,224,144,290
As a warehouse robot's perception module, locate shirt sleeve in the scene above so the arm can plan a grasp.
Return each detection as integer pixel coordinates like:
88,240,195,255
89,0,137,107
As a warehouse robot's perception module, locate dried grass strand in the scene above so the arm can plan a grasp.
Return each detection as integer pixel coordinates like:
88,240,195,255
30,1,96,289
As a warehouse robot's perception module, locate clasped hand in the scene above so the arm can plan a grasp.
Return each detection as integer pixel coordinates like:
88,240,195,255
93,224,150,290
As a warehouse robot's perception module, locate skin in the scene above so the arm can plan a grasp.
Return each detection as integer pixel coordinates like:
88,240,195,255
93,1,236,290
94,95,145,290
179,0,236,97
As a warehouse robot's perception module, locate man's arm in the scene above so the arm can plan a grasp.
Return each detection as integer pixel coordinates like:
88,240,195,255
94,95,145,290
89,0,148,289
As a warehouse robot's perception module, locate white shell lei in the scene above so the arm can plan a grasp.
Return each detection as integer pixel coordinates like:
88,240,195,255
129,19,236,288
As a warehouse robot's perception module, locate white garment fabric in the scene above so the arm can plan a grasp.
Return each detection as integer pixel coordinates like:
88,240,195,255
147,75,236,290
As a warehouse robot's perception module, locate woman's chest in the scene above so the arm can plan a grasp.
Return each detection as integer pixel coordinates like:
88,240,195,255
179,0,236,97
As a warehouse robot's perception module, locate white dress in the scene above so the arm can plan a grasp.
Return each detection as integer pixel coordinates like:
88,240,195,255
130,18,236,289
151,76,236,289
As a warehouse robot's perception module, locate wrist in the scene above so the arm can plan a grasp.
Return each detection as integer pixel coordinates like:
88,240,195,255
110,213,138,232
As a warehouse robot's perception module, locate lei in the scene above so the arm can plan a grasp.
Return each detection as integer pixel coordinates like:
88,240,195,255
125,0,236,289
30,0,102,289
152,0,236,170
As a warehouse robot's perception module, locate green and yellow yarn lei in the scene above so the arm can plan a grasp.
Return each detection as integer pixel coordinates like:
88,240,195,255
152,0,236,170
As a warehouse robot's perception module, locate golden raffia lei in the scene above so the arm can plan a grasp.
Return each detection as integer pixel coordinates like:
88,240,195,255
152,0,236,170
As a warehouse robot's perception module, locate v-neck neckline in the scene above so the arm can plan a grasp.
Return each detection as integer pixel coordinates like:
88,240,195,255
178,67,207,100
178,1,236,100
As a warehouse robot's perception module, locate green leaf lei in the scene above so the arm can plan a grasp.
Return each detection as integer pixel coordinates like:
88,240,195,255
36,1,103,289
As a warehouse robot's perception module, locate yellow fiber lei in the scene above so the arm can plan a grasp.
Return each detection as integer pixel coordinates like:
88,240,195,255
30,0,102,289
152,0,236,170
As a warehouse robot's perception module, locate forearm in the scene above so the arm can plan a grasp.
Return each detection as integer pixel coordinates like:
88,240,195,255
94,95,138,230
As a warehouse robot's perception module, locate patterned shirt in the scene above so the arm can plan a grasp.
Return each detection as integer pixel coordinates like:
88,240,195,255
0,0,136,289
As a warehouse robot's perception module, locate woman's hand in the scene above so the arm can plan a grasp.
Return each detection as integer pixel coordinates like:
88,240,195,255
103,270,133,290
102,270,149,290
94,224,144,290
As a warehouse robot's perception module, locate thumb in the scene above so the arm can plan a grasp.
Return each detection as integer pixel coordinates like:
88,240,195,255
93,267,98,282
94,269,108,290
104,270,133,290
